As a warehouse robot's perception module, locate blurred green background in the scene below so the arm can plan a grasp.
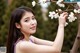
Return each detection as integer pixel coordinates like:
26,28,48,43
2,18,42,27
0,0,78,52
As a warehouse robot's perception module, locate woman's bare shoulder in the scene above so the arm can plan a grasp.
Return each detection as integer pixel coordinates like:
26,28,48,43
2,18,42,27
16,40,31,48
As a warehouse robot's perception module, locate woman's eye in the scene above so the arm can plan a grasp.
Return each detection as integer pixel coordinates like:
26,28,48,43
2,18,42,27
32,17,36,20
25,20,28,22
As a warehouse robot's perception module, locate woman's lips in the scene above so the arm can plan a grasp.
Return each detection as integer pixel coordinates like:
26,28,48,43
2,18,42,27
30,26,36,30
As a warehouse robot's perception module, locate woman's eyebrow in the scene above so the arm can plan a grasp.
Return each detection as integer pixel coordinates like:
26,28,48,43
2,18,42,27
24,17,30,19
24,17,30,20
32,15,35,18
24,15,35,19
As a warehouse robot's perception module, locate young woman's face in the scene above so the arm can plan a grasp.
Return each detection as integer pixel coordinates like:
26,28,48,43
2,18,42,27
18,11,37,35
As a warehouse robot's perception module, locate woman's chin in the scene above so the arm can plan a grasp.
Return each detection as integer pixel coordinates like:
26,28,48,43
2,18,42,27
30,30,36,34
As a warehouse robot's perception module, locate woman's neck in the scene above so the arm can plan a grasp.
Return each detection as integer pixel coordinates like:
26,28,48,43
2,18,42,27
21,31,31,41
24,34,31,41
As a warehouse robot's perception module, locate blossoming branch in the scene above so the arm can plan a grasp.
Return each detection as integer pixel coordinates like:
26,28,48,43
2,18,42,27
32,0,80,26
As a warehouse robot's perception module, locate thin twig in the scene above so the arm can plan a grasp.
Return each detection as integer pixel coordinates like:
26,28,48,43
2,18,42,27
64,9,74,12
65,5,71,11
70,4,75,7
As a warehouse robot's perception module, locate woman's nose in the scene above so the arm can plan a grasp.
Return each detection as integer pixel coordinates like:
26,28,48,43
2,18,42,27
30,20,36,25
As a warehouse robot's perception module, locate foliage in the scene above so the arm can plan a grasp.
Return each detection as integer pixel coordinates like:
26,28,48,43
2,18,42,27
0,0,7,46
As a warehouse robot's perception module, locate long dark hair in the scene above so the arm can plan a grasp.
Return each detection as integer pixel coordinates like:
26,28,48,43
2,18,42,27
7,6,35,53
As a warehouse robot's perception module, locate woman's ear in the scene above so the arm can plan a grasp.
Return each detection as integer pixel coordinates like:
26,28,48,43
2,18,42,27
15,23,21,29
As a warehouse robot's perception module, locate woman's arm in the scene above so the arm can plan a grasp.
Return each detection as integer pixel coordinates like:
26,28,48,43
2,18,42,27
30,36,54,46
16,41,59,53
52,12,68,51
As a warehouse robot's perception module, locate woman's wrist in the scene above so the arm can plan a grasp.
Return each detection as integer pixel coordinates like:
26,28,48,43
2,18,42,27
58,24,64,28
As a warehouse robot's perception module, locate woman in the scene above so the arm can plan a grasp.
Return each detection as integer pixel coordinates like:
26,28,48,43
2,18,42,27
7,6,68,53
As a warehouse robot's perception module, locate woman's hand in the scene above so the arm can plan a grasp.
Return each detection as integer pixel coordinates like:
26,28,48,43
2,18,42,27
59,12,68,26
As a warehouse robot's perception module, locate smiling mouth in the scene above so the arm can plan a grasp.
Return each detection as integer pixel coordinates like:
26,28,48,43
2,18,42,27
30,26,36,30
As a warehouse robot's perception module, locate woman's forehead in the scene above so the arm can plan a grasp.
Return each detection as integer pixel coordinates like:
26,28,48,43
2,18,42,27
22,12,35,19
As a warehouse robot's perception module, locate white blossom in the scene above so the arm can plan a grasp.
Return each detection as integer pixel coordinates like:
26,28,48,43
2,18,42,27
56,2,65,7
58,9,62,12
56,0,65,7
74,9,80,13
49,11,56,19
77,2,80,7
56,9,62,12
39,0,47,4
71,12,74,15
65,22,68,26
54,13,59,18
59,4,65,7
58,0,63,2
68,12,77,22
56,0,62,5
32,1,36,7
42,0,47,3
74,9,78,13
56,1,60,5
56,10,58,12
78,9,80,13
49,11,59,19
